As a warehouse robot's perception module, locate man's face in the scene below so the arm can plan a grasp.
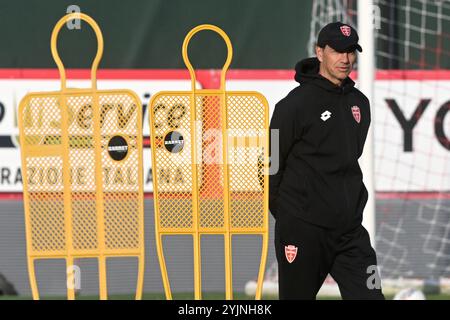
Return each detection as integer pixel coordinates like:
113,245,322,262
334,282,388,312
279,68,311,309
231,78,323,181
316,45,356,84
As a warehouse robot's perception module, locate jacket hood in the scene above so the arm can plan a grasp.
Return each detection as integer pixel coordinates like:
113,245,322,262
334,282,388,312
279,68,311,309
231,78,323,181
294,57,355,94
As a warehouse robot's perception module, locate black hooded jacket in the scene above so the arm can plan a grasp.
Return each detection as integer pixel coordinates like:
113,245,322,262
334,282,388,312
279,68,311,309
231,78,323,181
269,57,371,229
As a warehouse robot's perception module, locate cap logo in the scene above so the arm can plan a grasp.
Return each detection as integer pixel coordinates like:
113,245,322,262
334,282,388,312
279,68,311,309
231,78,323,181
340,25,351,37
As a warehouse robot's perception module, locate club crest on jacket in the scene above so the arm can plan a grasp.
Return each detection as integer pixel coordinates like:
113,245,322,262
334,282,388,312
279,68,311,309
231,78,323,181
351,105,361,123
285,245,298,263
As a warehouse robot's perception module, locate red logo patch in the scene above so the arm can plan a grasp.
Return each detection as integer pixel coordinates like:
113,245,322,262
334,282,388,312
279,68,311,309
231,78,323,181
340,25,351,37
285,245,298,263
351,106,361,123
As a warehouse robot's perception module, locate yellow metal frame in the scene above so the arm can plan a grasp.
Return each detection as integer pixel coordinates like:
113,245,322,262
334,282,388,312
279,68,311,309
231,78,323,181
149,24,269,300
18,13,145,300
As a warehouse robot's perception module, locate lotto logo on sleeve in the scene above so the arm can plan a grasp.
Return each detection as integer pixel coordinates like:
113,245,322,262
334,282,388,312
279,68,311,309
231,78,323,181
285,245,298,263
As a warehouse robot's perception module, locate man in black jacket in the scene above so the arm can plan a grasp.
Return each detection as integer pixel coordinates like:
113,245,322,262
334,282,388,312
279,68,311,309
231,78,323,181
270,22,384,300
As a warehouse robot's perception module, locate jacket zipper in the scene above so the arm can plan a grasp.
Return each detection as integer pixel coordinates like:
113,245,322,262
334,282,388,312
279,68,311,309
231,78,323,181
340,88,351,214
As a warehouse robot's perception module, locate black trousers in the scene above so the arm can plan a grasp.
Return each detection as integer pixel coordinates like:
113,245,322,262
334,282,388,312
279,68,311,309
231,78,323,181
274,212,385,300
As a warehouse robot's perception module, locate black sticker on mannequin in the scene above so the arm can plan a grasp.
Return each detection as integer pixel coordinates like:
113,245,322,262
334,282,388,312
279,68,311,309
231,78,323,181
107,136,129,161
164,131,184,153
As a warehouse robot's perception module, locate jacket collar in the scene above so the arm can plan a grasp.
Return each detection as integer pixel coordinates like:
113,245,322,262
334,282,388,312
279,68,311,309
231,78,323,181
294,57,355,94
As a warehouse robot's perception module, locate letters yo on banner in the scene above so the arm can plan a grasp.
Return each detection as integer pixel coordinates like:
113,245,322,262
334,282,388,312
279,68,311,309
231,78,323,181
149,24,269,300
18,13,144,300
